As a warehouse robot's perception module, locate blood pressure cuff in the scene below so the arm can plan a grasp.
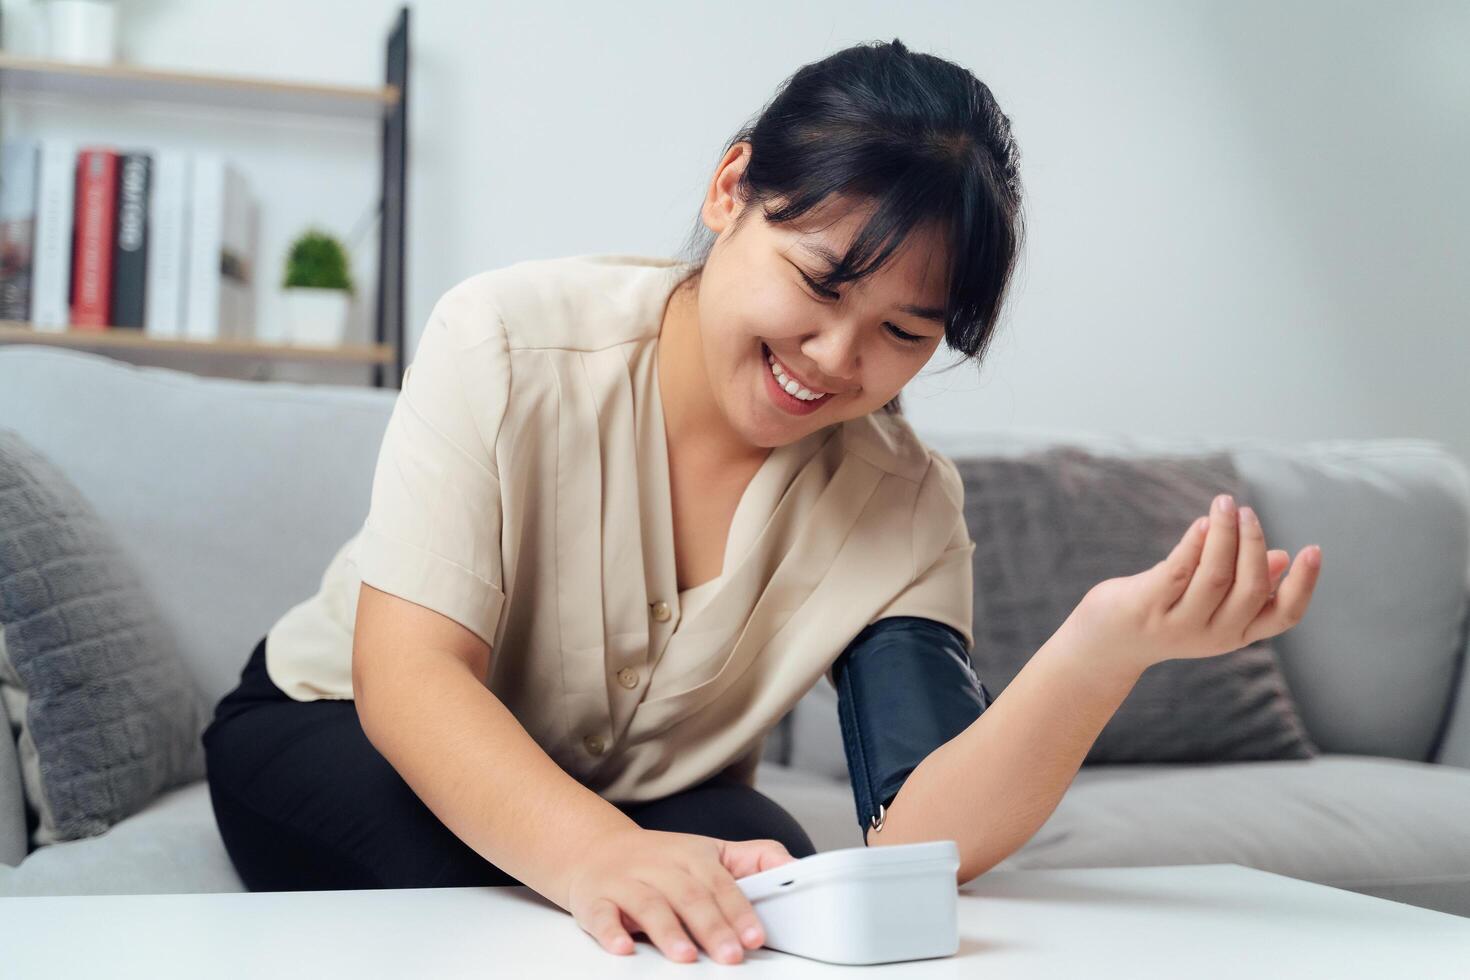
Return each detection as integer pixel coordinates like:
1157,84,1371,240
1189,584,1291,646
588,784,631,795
831,615,993,839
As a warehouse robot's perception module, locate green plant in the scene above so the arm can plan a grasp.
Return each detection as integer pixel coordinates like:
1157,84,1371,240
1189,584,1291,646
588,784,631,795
283,228,354,293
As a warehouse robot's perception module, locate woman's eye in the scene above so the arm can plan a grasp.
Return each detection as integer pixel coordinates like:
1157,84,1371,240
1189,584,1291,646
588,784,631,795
797,268,926,345
798,270,841,301
886,323,925,344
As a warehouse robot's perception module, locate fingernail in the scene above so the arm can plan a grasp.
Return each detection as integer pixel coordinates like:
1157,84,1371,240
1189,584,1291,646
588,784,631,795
1240,506,1259,527
1307,546,1321,568
743,927,762,944
1193,517,1208,533
720,942,742,960
1215,494,1235,514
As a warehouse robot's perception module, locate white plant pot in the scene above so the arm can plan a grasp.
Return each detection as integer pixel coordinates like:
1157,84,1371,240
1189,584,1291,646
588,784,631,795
282,287,351,347
41,0,118,65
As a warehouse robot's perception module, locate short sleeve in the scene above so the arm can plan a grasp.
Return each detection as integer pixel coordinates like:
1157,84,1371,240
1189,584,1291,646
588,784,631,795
352,296,511,648
863,451,976,651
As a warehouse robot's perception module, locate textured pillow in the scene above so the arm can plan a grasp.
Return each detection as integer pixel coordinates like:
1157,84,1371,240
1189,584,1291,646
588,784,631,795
0,427,209,849
957,446,1319,763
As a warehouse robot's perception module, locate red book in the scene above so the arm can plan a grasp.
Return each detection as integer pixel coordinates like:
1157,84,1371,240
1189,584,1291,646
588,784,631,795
70,147,118,329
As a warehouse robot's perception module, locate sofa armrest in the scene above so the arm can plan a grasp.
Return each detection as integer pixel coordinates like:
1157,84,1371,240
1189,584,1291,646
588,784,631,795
0,682,28,867
1432,589,1470,769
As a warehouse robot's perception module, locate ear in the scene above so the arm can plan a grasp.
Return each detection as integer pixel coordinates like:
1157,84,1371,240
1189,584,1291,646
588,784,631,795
703,142,753,234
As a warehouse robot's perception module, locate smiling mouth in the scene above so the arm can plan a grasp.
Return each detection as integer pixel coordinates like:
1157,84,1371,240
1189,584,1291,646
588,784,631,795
762,343,836,400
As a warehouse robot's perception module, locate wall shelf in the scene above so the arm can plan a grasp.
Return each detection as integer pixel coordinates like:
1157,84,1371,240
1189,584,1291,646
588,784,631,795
0,323,395,364
0,52,400,120
0,6,411,388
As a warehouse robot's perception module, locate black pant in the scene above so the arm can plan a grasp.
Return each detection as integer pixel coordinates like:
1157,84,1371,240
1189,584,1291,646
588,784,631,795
201,636,816,892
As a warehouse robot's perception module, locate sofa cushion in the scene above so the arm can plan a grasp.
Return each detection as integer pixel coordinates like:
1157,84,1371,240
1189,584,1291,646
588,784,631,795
1242,443,1470,762
756,756,1470,919
955,446,1318,763
0,345,399,708
755,760,864,853
0,428,209,849
0,780,241,895
987,754,1470,918
757,754,1470,918
926,430,1470,765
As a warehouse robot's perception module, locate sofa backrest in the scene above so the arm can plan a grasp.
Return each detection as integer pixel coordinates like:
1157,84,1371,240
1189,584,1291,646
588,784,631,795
0,346,397,704
3,345,1467,764
924,430,1470,764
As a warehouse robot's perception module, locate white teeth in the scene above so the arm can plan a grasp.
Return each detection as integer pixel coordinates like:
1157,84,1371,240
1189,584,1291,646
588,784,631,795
766,352,825,402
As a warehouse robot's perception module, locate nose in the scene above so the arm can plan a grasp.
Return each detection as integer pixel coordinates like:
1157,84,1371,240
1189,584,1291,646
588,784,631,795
801,324,860,392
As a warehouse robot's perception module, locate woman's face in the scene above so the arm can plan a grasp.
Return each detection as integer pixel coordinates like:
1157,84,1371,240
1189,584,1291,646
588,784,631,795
692,143,950,448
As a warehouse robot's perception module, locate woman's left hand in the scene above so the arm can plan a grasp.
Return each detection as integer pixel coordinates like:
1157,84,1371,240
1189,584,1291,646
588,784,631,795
1067,493,1323,674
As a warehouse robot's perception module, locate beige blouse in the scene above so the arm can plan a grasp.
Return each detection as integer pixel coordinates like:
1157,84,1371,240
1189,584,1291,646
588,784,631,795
264,253,976,803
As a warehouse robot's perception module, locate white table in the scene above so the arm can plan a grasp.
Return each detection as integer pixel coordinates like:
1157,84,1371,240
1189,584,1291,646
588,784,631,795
1,863,1466,977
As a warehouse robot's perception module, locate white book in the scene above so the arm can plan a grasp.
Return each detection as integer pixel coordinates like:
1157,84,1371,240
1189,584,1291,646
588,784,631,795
221,164,257,340
30,138,77,331
185,153,256,341
144,150,190,339
184,153,224,340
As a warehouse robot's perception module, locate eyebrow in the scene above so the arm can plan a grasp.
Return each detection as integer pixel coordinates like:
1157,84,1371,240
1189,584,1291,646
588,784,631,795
797,242,947,324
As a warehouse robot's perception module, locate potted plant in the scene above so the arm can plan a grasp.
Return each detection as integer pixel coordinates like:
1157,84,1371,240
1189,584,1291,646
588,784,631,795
281,228,354,347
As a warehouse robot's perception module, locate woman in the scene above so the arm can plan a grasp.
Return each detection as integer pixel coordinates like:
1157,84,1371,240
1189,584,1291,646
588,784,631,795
203,38,1321,966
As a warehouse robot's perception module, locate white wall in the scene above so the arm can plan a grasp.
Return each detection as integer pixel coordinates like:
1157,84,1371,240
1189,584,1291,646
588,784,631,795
4,0,1466,464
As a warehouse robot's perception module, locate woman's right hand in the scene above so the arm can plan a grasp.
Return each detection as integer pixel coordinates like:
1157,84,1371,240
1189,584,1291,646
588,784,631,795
563,827,796,964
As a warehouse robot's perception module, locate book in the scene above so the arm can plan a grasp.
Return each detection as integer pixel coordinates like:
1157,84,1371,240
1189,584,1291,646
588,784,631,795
144,150,190,339
30,138,77,331
185,152,256,341
0,138,39,322
110,151,151,330
70,146,118,329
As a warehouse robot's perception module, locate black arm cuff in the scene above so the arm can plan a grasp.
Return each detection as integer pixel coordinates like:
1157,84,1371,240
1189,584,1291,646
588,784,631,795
831,616,993,839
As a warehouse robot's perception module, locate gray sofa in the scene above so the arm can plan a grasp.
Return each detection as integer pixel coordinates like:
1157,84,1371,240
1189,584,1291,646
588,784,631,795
3,344,1469,918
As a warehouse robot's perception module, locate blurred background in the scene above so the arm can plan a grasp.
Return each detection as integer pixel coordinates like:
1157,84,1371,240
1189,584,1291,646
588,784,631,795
0,0,1463,459
3,2,1470,921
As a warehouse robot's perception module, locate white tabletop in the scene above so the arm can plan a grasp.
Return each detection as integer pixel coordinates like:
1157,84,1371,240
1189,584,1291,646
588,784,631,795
1,863,1465,978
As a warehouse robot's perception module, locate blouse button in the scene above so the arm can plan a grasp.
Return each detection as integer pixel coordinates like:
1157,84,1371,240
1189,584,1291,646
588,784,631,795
650,600,672,622
583,734,606,756
617,667,640,689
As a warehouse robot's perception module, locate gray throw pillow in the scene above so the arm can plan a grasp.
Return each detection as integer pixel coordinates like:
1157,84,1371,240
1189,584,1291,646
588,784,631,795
0,427,209,849
956,446,1319,763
